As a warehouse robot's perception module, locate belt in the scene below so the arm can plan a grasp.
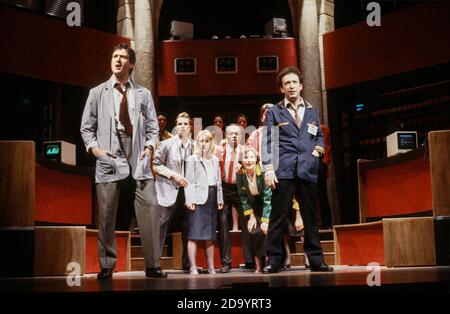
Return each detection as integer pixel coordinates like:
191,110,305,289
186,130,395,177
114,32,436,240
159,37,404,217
222,181,237,189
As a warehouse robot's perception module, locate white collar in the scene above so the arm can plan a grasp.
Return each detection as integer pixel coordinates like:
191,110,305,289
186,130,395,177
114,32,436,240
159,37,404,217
110,75,134,90
283,98,311,109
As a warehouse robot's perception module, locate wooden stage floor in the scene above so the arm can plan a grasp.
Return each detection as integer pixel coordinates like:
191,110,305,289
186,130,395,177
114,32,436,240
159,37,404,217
1,265,448,294
1,266,448,311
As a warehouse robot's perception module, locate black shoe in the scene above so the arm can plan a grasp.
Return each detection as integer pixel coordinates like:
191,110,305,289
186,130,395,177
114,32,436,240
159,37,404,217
282,264,291,270
182,266,207,274
310,263,333,272
239,262,255,270
97,268,113,280
245,262,255,269
262,264,279,274
145,267,168,278
220,265,231,273
197,267,209,274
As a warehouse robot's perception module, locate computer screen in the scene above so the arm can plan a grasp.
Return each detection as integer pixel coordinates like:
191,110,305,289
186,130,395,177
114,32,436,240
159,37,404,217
397,133,417,149
43,142,61,159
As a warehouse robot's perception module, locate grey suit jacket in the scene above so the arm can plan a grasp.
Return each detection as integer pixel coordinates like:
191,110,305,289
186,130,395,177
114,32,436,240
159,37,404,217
153,136,194,207
184,154,223,206
80,76,159,183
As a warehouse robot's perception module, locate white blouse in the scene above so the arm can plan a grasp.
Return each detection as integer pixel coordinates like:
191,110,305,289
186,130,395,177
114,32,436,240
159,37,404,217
202,158,216,186
246,172,259,196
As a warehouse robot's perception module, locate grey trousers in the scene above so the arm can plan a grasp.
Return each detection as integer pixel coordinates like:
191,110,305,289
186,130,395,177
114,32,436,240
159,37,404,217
96,133,160,269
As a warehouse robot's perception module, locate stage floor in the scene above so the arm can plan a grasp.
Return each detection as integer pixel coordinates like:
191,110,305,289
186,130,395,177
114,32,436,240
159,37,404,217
1,265,449,294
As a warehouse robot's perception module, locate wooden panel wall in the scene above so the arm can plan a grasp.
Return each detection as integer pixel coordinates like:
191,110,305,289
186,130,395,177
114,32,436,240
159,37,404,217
428,130,450,217
0,141,35,227
34,226,86,276
383,217,436,267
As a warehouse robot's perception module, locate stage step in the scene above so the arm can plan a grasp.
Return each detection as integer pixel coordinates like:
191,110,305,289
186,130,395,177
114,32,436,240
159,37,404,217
291,252,335,266
131,256,174,271
319,229,334,241
131,245,168,258
34,226,86,276
131,245,141,258
85,229,130,273
295,240,334,253
0,227,35,277
131,234,141,246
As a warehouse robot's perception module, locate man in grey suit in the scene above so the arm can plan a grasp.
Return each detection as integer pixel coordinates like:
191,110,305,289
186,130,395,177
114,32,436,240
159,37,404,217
80,43,167,279
153,112,193,272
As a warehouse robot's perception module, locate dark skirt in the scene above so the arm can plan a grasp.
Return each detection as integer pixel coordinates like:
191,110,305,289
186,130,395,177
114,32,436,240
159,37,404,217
187,186,218,241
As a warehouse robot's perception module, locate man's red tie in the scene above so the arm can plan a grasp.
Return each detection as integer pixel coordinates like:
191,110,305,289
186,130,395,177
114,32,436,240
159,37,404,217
115,84,133,136
227,149,236,183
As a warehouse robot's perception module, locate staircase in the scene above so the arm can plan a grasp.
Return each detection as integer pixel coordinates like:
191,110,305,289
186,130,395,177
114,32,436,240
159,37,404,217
130,234,174,271
291,229,335,266
130,229,335,270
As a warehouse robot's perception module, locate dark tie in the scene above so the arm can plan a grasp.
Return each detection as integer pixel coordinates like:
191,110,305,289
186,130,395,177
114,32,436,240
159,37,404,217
288,103,302,128
115,83,133,136
181,143,186,177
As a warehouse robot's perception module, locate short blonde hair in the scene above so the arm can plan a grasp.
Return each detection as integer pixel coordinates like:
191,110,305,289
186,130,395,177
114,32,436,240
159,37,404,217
194,130,215,157
240,147,260,166
237,147,260,174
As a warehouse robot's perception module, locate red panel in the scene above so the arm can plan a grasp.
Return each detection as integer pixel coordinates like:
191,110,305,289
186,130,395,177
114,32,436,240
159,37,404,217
337,224,384,265
85,233,98,273
196,232,245,269
35,165,92,224
85,231,129,273
364,158,432,218
0,7,130,88
323,2,450,89
157,38,298,96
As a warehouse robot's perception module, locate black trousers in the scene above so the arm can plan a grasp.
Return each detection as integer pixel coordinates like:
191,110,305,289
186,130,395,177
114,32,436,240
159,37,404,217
219,182,253,266
267,178,324,268
317,160,332,228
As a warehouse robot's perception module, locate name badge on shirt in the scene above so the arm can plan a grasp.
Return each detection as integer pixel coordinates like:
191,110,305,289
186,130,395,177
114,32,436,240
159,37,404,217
307,123,318,136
